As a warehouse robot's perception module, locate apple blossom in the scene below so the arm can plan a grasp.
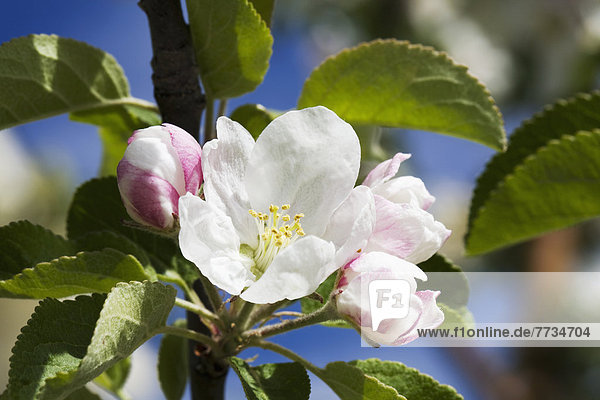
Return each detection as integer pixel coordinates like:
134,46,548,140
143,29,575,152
117,123,202,230
178,106,369,304
361,153,451,264
335,251,444,346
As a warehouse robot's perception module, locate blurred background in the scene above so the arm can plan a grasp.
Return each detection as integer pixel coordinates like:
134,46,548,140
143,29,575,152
1,0,600,398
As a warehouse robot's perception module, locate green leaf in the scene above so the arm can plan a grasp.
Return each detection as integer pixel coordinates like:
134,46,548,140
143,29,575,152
64,387,102,400
318,361,405,400
249,0,275,26
349,359,463,400
158,319,189,400
230,357,311,400
0,221,75,280
0,34,155,130
437,304,474,330
300,273,351,329
186,0,273,99
230,103,276,139
71,104,161,176
298,39,505,150
74,231,153,272
6,294,105,400
466,130,600,255
0,248,151,299
6,281,176,399
467,92,600,254
93,357,131,393
418,254,468,309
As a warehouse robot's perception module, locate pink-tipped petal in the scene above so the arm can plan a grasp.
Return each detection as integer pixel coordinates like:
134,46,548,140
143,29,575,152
163,123,203,194
365,196,450,264
117,160,180,228
371,176,436,210
362,153,411,188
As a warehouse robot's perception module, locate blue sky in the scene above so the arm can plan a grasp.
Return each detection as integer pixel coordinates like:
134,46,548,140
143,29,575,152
0,1,503,398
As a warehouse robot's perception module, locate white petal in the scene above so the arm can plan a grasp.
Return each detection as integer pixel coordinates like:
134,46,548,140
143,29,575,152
240,236,335,304
125,126,185,194
371,176,435,210
365,197,451,264
203,117,258,246
178,193,254,295
323,186,376,267
244,106,360,236
362,153,411,188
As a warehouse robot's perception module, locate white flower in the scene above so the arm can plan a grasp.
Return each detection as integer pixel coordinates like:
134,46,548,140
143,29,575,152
178,106,368,304
361,153,451,264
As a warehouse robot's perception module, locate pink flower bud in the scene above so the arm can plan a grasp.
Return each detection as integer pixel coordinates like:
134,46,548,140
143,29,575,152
335,252,444,346
117,123,202,229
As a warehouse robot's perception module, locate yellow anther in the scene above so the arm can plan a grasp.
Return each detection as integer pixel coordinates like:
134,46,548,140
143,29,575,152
271,228,278,234
269,204,279,213
249,209,258,218
282,215,291,222
297,229,305,236
260,214,269,221
285,231,292,238
294,213,304,221
282,204,290,210
275,239,284,247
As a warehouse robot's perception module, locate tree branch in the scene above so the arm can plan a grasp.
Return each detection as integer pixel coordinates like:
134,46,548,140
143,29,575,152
138,0,205,139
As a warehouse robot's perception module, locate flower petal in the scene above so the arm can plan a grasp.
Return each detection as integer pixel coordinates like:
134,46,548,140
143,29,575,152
365,196,451,264
371,176,435,210
362,153,411,188
240,236,335,303
323,186,376,267
203,117,258,246
393,290,444,345
244,106,360,236
178,193,254,295
125,125,186,194
163,123,203,194
117,160,179,228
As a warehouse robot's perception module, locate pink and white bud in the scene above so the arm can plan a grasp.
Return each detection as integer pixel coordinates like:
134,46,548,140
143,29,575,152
117,123,202,229
335,252,444,346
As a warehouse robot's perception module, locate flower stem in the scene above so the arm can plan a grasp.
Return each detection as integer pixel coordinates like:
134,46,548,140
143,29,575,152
198,273,223,311
243,301,339,339
159,325,220,351
246,300,291,328
204,98,216,141
252,340,323,378
235,300,256,330
218,99,228,117
175,297,218,321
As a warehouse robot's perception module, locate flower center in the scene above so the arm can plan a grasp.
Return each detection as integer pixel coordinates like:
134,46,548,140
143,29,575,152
247,204,305,278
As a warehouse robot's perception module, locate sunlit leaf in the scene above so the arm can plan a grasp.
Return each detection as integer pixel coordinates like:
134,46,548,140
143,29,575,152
298,39,505,150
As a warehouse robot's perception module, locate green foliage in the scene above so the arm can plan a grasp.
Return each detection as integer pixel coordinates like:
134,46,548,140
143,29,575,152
0,248,150,299
5,294,104,400
71,104,161,175
318,361,405,400
298,39,506,150
466,130,600,254
5,281,176,400
248,0,275,26
64,387,102,400
230,103,276,139
66,177,199,285
230,357,311,400
349,359,463,400
158,320,189,400
93,357,131,394
0,221,75,280
437,304,474,330
418,254,468,309
300,273,351,328
466,92,600,254
0,34,159,175
186,0,273,99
